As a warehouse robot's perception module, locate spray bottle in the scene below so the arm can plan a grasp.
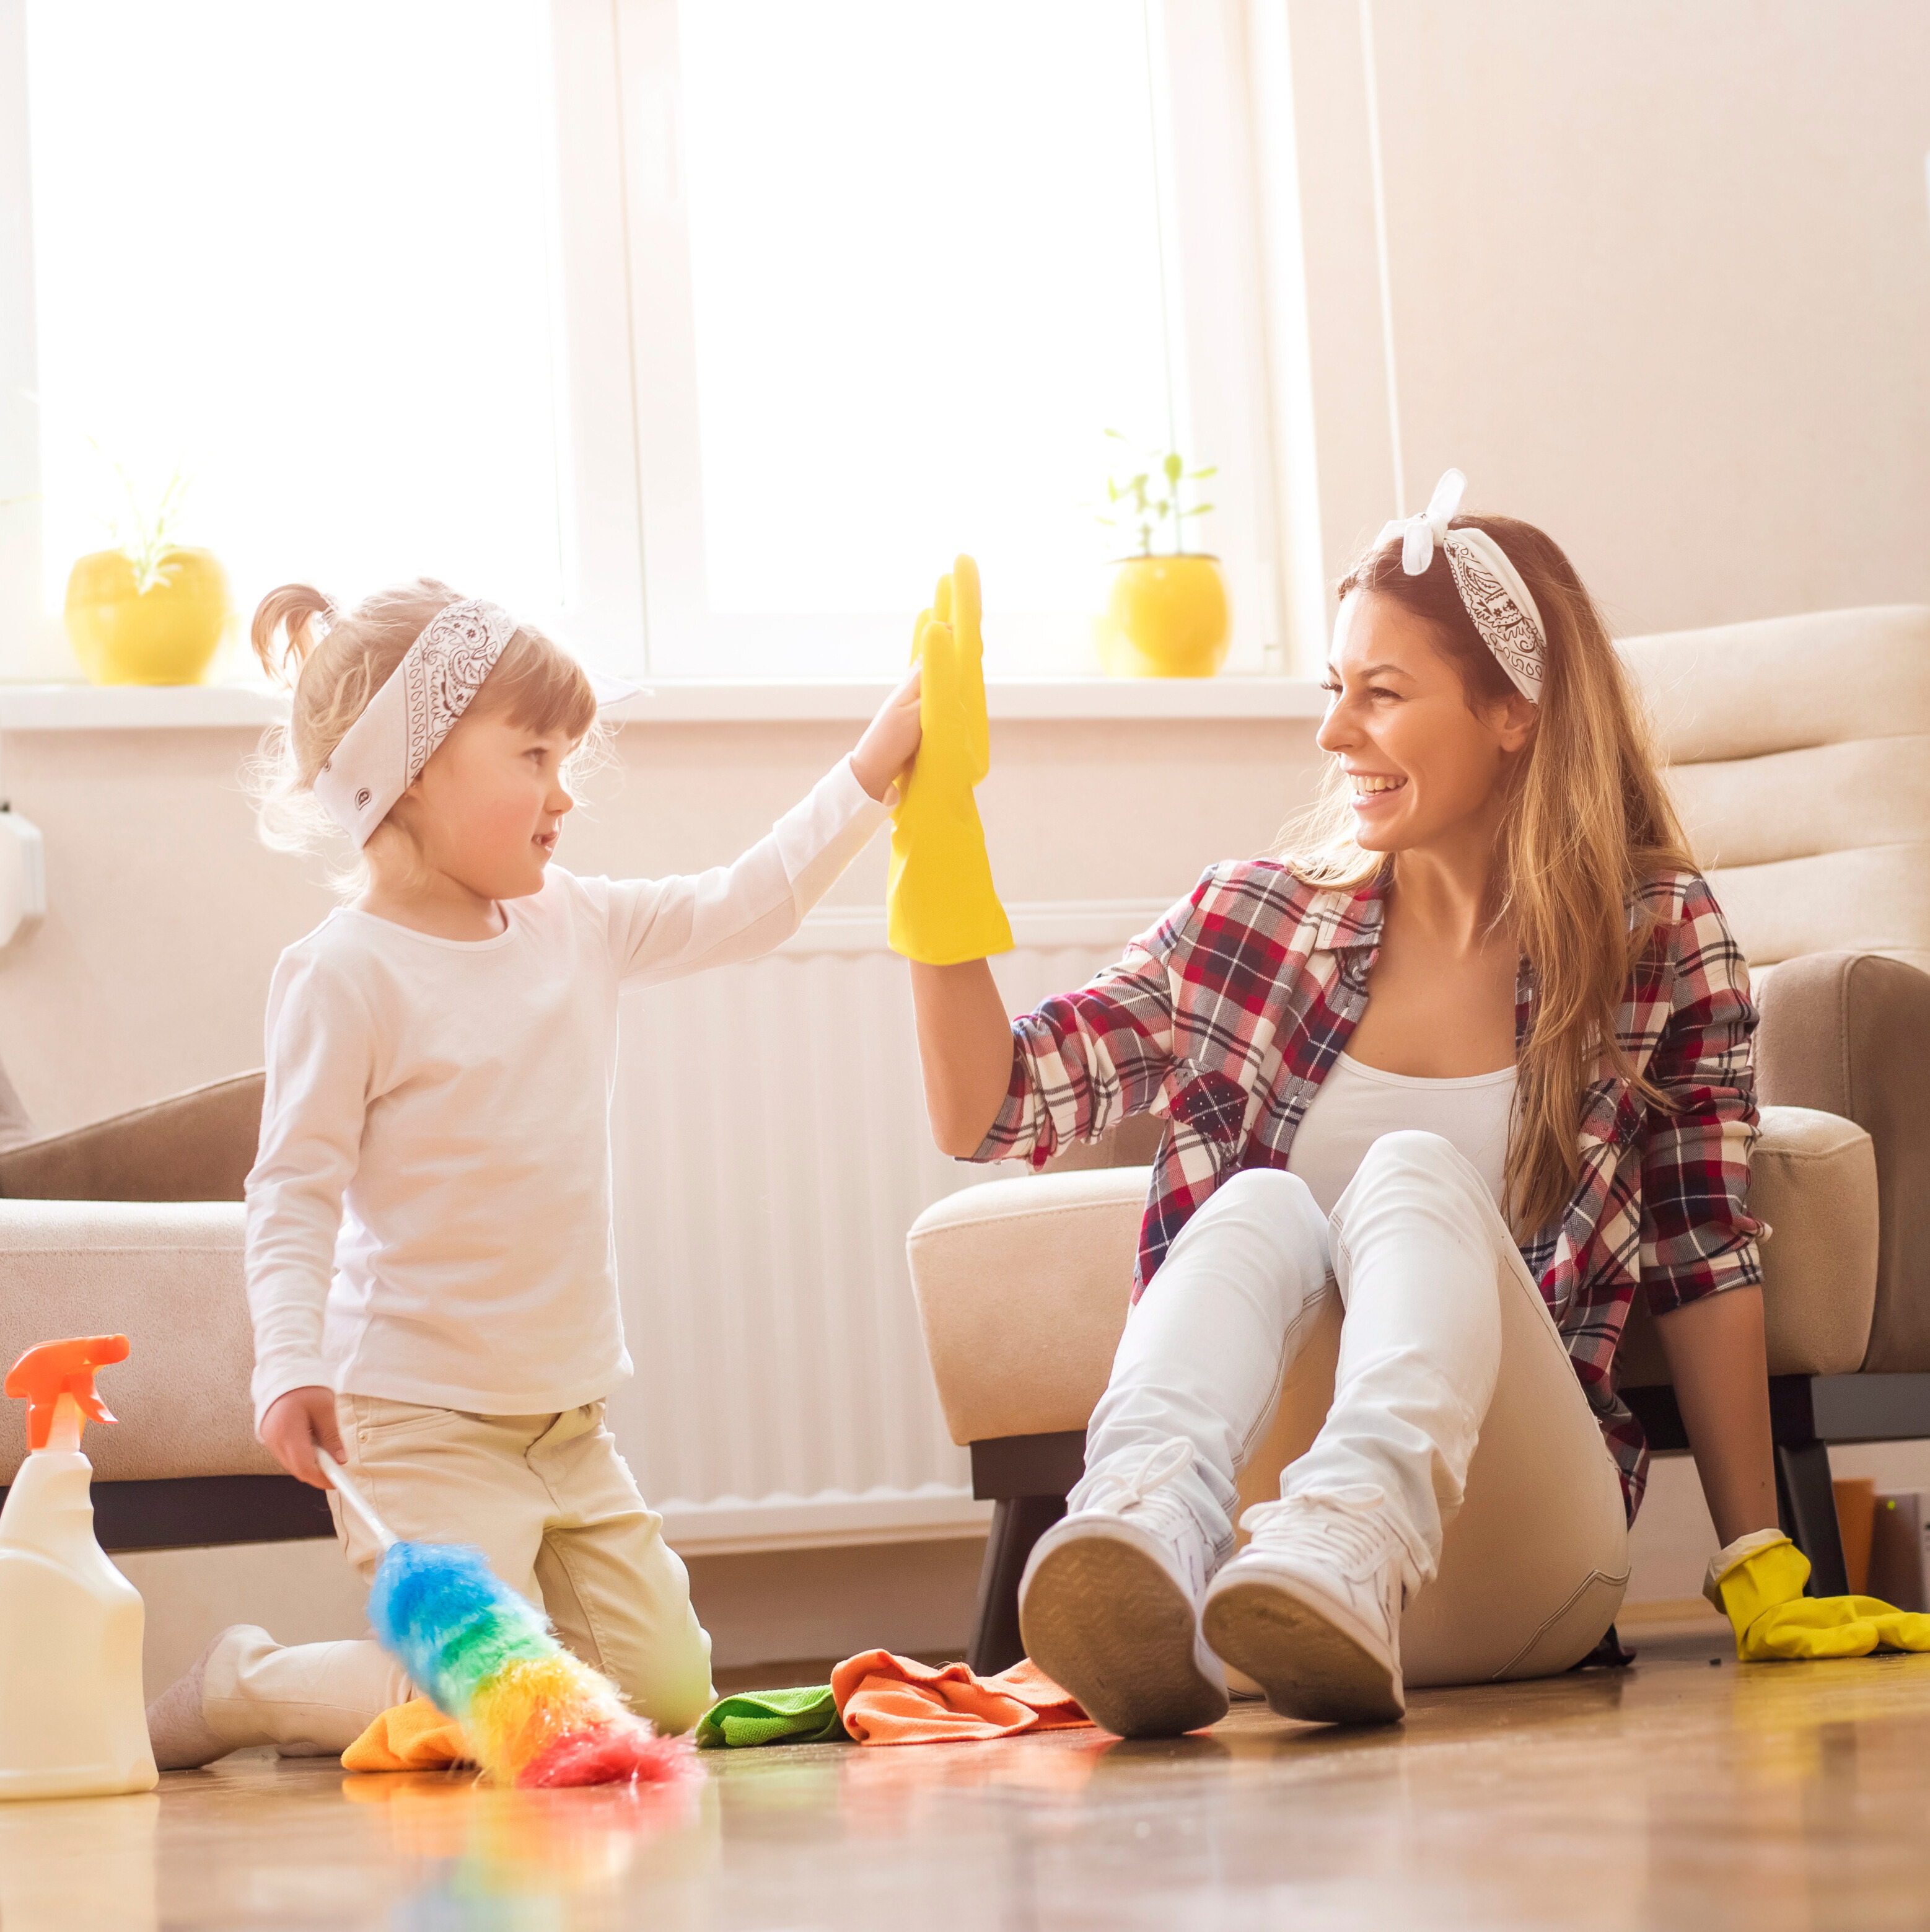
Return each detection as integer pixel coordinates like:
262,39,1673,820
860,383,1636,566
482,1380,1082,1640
0,1335,158,1799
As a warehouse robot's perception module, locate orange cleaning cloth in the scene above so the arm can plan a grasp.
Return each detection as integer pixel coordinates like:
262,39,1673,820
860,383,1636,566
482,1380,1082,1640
830,1652,1094,1746
343,1695,473,1773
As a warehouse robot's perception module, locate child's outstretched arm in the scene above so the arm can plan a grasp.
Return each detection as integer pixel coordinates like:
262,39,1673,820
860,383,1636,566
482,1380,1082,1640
850,662,923,806
601,672,920,985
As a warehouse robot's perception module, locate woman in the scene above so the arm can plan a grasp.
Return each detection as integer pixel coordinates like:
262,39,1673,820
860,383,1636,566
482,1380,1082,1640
897,479,1918,1741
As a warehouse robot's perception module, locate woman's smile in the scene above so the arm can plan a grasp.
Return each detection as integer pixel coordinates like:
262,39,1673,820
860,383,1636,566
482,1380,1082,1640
1347,771,1409,806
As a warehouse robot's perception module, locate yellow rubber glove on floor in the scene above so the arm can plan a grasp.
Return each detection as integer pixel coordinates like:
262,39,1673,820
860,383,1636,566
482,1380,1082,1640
1706,1529,1930,1660
887,555,1014,965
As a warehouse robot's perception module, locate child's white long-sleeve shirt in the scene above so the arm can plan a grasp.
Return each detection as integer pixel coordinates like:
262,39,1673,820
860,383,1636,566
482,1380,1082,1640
245,757,888,1429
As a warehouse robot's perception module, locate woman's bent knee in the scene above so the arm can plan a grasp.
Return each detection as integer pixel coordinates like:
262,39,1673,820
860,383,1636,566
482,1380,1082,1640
1351,1130,1489,1199
1198,1164,1322,1229
1164,1166,1328,1275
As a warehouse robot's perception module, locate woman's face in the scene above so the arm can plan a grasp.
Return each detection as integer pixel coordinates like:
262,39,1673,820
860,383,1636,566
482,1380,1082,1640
1316,589,1536,856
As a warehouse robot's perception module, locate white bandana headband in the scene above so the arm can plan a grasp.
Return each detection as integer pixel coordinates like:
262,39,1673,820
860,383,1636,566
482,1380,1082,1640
1376,470,1547,703
313,599,636,845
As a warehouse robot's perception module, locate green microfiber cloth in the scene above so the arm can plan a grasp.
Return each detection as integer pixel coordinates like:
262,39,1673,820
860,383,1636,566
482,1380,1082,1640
695,1684,848,1749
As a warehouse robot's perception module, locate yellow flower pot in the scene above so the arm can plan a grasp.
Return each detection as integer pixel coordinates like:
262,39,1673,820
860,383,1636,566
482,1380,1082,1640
64,547,232,686
1094,553,1230,678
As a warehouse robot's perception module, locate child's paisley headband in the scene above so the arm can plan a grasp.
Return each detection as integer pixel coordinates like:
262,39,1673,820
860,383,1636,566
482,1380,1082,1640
314,599,634,845
1377,470,1546,703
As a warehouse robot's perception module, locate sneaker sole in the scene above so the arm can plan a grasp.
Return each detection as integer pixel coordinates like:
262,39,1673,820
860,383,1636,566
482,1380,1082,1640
1203,1572,1405,1726
1019,1529,1229,1739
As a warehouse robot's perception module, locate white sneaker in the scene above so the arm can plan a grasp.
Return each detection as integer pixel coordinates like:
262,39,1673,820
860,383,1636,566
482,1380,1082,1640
1018,1438,1230,1739
1202,1496,1409,1725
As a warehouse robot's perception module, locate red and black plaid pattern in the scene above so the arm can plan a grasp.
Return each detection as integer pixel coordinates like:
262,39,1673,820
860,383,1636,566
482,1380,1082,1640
976,863,1763,1519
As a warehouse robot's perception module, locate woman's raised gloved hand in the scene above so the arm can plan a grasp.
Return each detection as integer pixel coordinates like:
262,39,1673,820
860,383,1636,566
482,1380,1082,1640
1706,1528,1930,1660
886,555,1014,965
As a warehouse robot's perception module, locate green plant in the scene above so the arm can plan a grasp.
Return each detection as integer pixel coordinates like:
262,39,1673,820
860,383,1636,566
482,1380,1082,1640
88,441,192,594
1096,431,1216,556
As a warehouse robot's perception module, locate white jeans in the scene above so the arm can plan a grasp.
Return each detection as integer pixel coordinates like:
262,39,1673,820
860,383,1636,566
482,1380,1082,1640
1076,1131,1631,1685
201,1398,715,1756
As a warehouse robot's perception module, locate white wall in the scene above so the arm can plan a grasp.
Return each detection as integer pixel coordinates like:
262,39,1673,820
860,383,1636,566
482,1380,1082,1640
1286,0,1930,645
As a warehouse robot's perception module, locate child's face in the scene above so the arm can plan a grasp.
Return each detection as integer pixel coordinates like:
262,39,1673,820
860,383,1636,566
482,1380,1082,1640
403,707,581,901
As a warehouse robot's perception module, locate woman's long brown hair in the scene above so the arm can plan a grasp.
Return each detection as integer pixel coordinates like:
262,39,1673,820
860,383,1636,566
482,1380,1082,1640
1278,516,1695,1236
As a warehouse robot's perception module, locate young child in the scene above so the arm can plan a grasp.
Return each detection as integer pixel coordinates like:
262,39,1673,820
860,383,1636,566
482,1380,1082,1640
145,578,919,1768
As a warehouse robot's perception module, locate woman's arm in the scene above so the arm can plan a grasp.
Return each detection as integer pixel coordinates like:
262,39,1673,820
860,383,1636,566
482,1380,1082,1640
911,960,1019,1156
1654,1286,1778,1545
1640,876,1776,1542
910,923,1190,1167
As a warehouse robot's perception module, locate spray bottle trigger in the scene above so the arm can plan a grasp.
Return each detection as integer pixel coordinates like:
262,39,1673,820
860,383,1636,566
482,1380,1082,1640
4,1335,130,1450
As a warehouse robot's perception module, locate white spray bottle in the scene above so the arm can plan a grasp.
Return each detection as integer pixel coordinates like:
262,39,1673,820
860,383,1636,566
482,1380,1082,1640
0,1334,158,1799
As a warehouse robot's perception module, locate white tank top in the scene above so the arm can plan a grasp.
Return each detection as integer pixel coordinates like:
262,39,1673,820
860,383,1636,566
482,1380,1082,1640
1286,1052,1518,1218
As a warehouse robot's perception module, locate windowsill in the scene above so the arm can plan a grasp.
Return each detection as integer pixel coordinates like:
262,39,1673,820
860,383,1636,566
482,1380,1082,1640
0,677,1326,731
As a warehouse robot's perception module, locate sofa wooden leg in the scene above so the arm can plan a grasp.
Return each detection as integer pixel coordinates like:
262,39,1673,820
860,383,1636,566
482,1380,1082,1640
967,1493,1067,1675
1775,1439,1849,1597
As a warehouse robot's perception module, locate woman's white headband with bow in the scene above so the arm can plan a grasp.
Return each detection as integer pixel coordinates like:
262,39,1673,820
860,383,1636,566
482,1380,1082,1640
1376,470,1546,703
313,599,635,845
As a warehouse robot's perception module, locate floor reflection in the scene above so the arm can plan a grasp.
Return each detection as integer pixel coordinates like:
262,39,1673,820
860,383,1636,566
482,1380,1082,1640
0,1788,159,1932
19,1631,1930,1931
346,1772,716,1930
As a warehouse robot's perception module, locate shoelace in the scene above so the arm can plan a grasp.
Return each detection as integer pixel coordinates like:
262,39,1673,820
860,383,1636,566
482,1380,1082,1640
1094,1436,1195,1515
1239,1495,1393,1574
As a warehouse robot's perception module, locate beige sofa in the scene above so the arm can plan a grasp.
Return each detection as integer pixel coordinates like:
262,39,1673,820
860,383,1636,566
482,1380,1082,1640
0,1074,326,1550
908,605,1930,1671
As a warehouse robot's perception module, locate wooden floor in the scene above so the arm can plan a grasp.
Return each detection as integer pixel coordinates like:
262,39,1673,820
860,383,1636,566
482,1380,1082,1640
8,1619,1930,1930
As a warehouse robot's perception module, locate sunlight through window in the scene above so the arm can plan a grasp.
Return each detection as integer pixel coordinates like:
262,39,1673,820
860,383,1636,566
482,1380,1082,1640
675,0,1179,621
25,0,569,632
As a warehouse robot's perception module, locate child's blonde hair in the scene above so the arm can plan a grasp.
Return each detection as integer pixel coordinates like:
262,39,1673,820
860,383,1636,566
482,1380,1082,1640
247,578,603,895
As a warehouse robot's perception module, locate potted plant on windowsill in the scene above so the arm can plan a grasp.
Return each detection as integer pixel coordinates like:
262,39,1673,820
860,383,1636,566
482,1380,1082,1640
1092,433,1229,678
63,465,232,686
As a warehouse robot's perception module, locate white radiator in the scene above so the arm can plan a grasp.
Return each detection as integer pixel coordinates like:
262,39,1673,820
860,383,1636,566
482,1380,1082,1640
605,900,1167,1554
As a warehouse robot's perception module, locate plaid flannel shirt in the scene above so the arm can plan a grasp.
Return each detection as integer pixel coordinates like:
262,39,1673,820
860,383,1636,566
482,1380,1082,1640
975,862,1764,1519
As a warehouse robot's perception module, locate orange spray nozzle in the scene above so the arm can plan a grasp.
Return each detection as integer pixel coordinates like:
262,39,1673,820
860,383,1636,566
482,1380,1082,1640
4,1335,129,1449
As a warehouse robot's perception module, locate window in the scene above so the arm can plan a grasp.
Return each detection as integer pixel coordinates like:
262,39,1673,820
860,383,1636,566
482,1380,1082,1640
5,1,1289,682
19,0,578,665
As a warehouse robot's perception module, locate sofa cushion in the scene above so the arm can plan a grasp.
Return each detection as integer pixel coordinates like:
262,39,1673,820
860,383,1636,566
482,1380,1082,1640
1618,605,1930,976
908,1167,1144,1446
0,1072,264,1205
0,1200,269,1486
1757,952,1930,1372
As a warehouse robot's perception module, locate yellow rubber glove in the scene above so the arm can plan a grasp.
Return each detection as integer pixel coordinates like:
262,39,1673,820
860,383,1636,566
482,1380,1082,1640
886,554,1014,965
1706,1529,1930,1661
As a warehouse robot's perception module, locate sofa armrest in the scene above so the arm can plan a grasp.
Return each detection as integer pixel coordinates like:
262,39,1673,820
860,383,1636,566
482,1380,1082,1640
907,1167,1148,1446
1617,1104,1877,1387
0,1200,270,1486
1757,953,1930,1371
0,1071,265,1205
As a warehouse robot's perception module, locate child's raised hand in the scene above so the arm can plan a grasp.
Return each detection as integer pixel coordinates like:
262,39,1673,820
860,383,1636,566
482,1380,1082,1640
886,555,1014,964
851,661,923,803
260,1384,348,1490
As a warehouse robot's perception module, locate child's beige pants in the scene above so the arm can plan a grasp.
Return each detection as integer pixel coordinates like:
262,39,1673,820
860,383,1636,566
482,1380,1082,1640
200,1397,714,1757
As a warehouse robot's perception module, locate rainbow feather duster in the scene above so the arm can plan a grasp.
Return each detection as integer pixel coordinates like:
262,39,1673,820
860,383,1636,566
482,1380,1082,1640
322,1454,692,1788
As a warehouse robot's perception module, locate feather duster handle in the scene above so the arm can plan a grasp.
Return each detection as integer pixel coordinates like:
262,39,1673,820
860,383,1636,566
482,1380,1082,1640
316,1452,691,1789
